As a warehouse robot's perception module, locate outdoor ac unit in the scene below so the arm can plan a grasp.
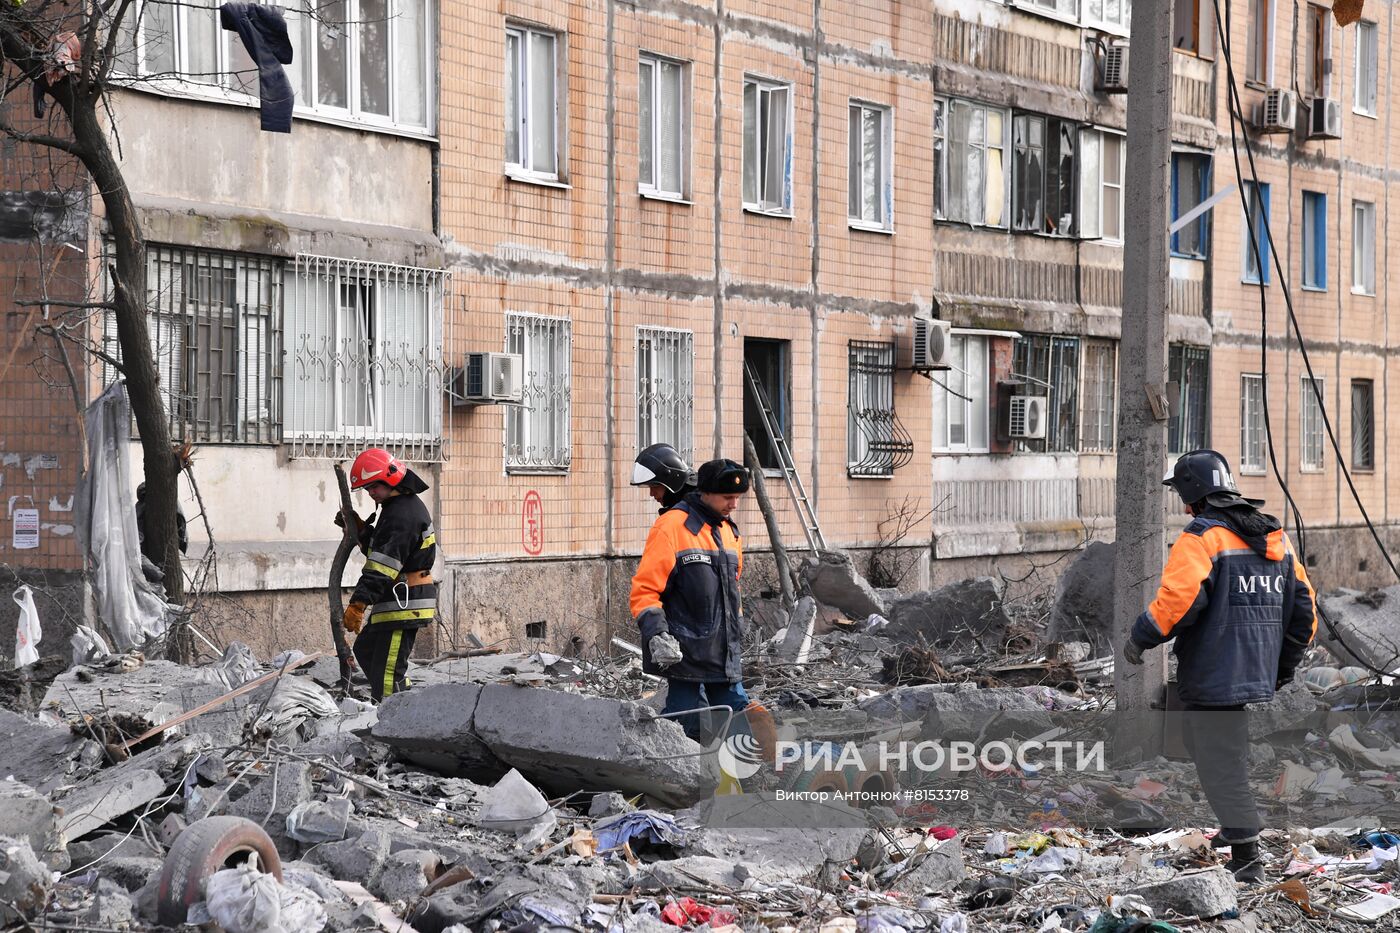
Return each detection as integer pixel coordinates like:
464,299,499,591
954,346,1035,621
912,317,952,370
1307,97,1343,139
1256,88,1297,133
1098,45,1129,93
1008,395,1048,440
458,351,523,404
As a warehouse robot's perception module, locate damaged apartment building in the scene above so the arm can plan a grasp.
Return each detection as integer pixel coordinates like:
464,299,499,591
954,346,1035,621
0,0,1395,656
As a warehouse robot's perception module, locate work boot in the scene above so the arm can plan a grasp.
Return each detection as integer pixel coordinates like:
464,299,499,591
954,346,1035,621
1226,840,1265,884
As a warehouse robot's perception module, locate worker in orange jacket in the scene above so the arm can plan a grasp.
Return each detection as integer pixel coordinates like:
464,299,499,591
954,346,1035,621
1124,449,1317,883
631,458,750,741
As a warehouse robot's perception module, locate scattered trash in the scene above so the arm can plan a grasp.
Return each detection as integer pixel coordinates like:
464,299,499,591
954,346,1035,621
12,585,41,669
197,863,327,933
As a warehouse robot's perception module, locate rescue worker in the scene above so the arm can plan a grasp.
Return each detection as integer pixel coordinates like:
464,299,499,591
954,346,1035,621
630,443,696,512
1123,449,1317,883
630,458,750,741
337,447,437,702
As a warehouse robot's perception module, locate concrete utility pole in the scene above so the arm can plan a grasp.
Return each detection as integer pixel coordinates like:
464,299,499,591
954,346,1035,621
1112,0,1173,757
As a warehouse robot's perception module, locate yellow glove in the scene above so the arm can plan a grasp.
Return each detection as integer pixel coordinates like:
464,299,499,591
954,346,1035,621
343,601,367,634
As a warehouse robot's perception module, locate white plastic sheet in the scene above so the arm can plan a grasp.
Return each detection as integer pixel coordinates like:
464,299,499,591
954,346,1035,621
12,584,41,668
73,382,178,652
199,864,327,933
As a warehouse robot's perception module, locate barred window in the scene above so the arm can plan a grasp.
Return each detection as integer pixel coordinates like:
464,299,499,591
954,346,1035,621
1168,344,1210,454
847,341,912,477
1352,379,1375,471
506,313,571,471
283,255,445,461
1300,376,1325,471
102,245,283,444
1240,374,1266,474
1080,339,1116,452
1012,334,1079,453
636,327,693,461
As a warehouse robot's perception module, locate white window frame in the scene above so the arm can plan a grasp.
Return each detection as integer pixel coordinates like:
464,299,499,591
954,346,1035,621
932,333,990,453
1078,128,1125,244
742,75,794,216
1082,0,1131,35
1247,0,1275,85
1079,339,1117,453
1299,376,1325,472
1015,0,1080,27
934,97,1010,229
505,24,562,182
1352,199,1376,295
506,312,572,472
638,53,690,200
1354,21,1379,116
848,100,894,232
118,0,436,135
1240,373,1266,474
636,326,694,462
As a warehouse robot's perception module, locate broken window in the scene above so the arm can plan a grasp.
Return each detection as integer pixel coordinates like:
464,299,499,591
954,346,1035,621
848,101,893,229
847,341,910,477
1171,152,1211,259
506,25,560,178
934,97,1008,228
1083,0,1131,34
1306,4,1333,98
1242,181,1271,284
1240,374,1266,474
1173,0,1216,58
1079,339,1116,453
1013,334,1079,454
637,327,694,462
639,54,688,198
1168,344,1210,454
506,313,572,472
1014,114,1076,236
933,334,989,453
743,77,792,214
743,339,789,470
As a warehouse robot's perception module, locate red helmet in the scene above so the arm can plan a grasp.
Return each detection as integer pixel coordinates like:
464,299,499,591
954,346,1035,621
349,448,406,490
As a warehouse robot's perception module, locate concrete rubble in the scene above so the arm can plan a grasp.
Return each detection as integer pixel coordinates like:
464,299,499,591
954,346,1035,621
1,573,1396,933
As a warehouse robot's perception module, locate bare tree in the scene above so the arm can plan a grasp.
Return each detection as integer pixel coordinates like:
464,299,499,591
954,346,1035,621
0,4,185,620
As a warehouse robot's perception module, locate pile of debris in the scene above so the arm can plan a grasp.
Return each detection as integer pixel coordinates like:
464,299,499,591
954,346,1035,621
3,563,1400,932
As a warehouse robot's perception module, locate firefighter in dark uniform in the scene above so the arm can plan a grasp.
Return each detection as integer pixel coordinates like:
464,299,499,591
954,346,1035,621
630,443,696,512
1123,449,1317,883
338,447,437,702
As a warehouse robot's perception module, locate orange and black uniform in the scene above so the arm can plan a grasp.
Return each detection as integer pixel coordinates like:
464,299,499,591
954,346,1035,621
350,471,437,701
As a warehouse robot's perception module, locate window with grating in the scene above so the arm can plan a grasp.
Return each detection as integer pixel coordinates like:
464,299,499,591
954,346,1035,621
506,312,572,471
636,327,693,462
847,340,912,477
1351,379,1374,471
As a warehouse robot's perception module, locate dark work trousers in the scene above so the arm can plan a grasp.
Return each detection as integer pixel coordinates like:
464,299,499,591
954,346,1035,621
663,680,751,744
1182,703,1261,844
353,624,418,702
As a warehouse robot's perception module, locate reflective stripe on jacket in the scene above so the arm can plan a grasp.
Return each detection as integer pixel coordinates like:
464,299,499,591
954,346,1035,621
630,496,744,682
351,490,437,629
1130,511,1318,705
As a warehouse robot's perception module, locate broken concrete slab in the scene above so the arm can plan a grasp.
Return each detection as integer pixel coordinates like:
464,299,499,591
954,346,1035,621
370,683,506,781
371,848,442,903
1249,681,1324,740
637,856,746,891
95,855,166,893
886,578,1012,651
1130,867,1238,918
803,551,887,620
43,660,246,744
285,798,355,844
227,761,313,851
855,683,964,720
307,828,392,883
1318,587,1400,672
0,835,51,923
85,879,136,927
895,837,966,895
919,686,1055,742
776,597,818,664
0,708,97,794
68,831,162,867
1048,540,1116,655
54,766,166,841
0,779,64,867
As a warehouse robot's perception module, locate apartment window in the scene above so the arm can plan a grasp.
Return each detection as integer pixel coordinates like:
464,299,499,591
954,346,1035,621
283,255,445,461
1351,380,1375,470
506,25,560,179
848,102,893,230
1173,0,1216,58
1306,5,1333,98
934,97,1009,228
1019,0,1079,24
743,77,792,214
1352,200,1376,295
1013,334,1079,453
1170,152,1211,259
506,313,572,471
848,341,906,477
103,246,283,445
639,54,687,198
1013,114,1076,236
1247,0,1273,84
1240,374,1266,474
1083,0,1131,35
933,334,990,452
744,339,789,469
1080,339,1116,453
1168,344,1209,454
1078,129,1125,242
1355,22,1379,115
120,0,435,131
636,327,694,461
1302,191,1327,290
1300,376,1325,471
1242,181,1271,284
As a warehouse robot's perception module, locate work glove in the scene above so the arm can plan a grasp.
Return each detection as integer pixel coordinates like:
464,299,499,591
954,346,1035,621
333,510,365,534
1122,639,1145,666
343,601,367,634
649,633,683,669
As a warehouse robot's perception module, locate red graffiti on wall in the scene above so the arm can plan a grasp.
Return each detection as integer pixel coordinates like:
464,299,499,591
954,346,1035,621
522,491,544,555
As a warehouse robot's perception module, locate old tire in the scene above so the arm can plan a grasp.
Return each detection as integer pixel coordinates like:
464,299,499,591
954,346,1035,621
156,816,283,926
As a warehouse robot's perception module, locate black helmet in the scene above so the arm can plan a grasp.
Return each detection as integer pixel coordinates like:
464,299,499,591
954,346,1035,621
631,443,692,494
697,458,751,494
1163,449,1256,506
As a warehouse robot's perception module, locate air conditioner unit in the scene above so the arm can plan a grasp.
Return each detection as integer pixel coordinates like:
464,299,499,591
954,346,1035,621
912,317,952,371
1256,88,1297,133
452,351,523,405
1307,97,1343,139
1008,395,1048,440
1098,45,1129,94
